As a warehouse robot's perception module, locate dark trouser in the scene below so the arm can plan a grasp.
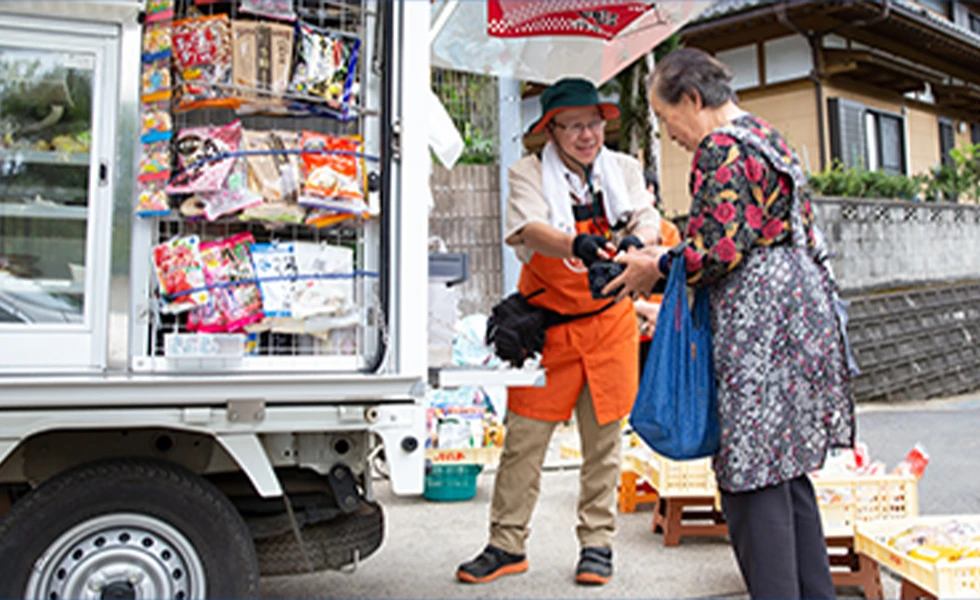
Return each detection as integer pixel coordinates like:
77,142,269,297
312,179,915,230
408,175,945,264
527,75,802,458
720,474,836,600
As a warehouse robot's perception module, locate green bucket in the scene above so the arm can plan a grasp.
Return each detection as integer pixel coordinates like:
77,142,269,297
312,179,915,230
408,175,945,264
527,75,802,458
423,464,482,502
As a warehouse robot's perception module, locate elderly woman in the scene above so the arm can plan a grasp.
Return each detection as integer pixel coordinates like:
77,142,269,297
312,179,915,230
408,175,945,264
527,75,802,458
606,48,854,599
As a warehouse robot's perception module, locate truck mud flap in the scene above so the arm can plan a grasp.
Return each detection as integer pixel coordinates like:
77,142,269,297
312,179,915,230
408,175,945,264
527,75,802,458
255,500,384,576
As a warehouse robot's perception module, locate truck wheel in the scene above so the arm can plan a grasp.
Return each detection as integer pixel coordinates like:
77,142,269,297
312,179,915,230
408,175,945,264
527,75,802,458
0,459,259,599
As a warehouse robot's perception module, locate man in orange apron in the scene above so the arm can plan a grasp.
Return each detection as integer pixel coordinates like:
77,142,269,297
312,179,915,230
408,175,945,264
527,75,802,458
457,78,662,586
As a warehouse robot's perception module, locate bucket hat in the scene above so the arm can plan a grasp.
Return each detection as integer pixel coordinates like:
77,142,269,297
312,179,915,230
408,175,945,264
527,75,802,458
527,78,620,135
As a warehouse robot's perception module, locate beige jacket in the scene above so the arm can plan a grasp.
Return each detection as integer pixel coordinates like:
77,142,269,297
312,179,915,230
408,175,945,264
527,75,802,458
504,150,661,263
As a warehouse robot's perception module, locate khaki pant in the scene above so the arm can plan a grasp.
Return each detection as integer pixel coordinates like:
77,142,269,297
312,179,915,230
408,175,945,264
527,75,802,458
489,383,622,555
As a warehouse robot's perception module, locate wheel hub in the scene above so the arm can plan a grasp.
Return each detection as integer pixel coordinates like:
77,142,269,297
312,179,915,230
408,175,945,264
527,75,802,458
25,513,206,599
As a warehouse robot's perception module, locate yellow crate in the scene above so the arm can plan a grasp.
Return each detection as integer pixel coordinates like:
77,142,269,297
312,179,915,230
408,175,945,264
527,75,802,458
855,515,980,598
812,474,919,538
625,450,716,498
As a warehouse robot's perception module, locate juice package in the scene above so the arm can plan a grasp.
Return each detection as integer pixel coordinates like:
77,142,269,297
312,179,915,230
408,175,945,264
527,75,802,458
191,233,264,332
239,0,297,21
168,120,242,194
299,131,364,203
289,23,360,116
231,20,294,106
152,236,208,313
172,14,236,111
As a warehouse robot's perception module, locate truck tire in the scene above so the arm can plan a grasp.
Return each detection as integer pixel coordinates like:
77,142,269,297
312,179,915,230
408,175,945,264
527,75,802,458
0,459,260,599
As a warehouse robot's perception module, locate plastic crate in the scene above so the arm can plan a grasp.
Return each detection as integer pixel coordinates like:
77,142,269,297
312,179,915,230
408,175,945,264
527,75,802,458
626,450,716,498
812,473,919,538
855,515,980,598
423,464,482,502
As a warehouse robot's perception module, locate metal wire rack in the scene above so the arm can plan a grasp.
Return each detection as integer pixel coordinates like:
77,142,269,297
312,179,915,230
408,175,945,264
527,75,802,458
141,0,382,370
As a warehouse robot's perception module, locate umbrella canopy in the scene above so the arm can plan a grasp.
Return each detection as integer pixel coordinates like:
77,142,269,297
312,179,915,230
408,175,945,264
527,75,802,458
430,0,713,85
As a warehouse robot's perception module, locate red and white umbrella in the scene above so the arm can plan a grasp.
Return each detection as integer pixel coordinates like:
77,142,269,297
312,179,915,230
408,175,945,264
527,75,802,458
430,0,712,85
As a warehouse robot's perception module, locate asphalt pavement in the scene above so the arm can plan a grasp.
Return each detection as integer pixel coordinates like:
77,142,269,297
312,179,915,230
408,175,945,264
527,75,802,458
262,394,980,599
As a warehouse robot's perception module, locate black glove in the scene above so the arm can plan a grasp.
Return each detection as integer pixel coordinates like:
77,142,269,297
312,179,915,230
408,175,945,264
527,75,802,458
617,234,644,254
572,233,608,267
588,261,624,300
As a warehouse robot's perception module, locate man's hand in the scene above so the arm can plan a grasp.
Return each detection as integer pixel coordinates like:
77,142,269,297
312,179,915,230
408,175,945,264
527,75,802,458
572,233,610,267
634,298,661,337
602,245,669,301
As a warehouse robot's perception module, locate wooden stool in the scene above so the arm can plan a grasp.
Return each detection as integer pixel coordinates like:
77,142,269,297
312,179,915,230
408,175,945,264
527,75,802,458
651,495,727,546
618,470,658,513
826,537,884,599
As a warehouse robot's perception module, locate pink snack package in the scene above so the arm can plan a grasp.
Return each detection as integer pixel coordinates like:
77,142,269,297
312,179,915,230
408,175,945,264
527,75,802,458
152,236,208,313
191,232,264,332
167,120,242,194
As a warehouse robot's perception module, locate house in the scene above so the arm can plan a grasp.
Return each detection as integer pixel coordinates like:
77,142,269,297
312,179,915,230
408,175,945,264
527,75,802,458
659,0,980,216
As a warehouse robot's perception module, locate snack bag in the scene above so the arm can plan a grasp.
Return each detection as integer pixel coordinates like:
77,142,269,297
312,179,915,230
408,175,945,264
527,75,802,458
232,20,294,105
152,236,208,313
142,22,172,60
137,140,171,183
290,241,354,320
299,131,364,203
242,129,302,202
192,233,264,332
200,156,263,221
892,443,930,480
172,14,236,110
168,120,242,194
137,180,171,217
251,242,297,317
140,104,172,144
141,57,172,103
239,0,297,21
145,0,175,23
289,23,360,116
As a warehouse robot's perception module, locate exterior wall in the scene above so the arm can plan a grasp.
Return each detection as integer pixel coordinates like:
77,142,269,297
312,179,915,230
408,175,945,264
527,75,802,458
907,106,942,175
658,80,819,217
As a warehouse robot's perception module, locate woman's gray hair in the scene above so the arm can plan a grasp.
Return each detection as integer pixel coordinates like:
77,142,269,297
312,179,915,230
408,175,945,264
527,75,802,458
646,47,736,108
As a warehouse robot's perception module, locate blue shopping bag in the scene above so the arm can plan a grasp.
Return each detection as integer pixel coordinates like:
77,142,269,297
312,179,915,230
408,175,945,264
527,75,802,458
629,254,719,460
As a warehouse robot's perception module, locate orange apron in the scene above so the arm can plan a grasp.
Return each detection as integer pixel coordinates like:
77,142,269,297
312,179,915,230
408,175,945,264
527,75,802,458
507,210,639,427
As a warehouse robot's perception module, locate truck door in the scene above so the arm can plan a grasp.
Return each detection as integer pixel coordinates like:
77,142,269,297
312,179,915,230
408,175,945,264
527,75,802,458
0,17,119,370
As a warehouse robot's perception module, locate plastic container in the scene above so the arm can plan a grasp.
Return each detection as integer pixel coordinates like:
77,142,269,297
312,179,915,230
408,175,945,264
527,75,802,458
423,464,482,502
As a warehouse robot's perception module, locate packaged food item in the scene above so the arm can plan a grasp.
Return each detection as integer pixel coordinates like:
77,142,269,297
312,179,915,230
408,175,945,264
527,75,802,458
239,0,297,21
140,104,172,144
251,242,297,317
289,24,360,116
892,443,929,480
141,58,172,103
145,0,175,23
199,156,263,221
136,180,171,217
231,20,294,106
142,23,172,60
168,120,242,194
241,129,302,202
290,241,354,320
172,14,236,111
304,210,359,229
152,236,208,313
299,131,364,204
190,233,264,332
137,140,171,183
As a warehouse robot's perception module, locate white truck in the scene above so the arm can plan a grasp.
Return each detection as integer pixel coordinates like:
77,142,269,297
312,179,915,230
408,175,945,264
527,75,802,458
0,1,533,597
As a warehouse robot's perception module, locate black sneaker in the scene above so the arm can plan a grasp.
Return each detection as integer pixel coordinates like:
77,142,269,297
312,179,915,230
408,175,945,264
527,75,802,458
456,544,529,584
575,546,613,585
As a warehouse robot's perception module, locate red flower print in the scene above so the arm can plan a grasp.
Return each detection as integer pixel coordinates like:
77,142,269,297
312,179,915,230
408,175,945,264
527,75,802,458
762,218,785,239
745,205,764,229
714,202,736,224
711,133,735,147
693,148,703,165
683,246,703,272
744,156,764,183
804,200,812,215
687,215,705,237
692,169,704,195
715,165,732,185
778,176,791,197
715,237,738,262
780,139,790,154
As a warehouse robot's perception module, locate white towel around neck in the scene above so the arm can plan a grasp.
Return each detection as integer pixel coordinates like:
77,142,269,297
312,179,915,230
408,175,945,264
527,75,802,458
540,141,633,235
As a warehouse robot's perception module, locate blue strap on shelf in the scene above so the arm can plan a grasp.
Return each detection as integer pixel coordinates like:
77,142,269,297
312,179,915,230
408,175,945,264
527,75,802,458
162,270,379,302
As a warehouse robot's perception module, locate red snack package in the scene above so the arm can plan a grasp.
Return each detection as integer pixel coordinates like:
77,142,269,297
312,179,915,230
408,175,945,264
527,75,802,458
892,443,930,480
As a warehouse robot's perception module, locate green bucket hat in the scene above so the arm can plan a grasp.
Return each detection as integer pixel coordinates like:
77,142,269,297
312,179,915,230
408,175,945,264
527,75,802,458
527,78,620,135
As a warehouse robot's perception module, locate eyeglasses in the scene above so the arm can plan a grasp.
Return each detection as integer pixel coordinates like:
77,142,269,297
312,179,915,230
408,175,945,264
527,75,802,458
550,119,606,137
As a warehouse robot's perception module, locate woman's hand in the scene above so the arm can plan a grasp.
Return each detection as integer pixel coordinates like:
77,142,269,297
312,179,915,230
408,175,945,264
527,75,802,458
602,245,669,301
634,298,660,336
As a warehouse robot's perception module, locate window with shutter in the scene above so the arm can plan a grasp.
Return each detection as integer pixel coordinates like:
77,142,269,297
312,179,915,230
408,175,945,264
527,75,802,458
877,112,904,175
939,118,956,167
828,97,868,169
